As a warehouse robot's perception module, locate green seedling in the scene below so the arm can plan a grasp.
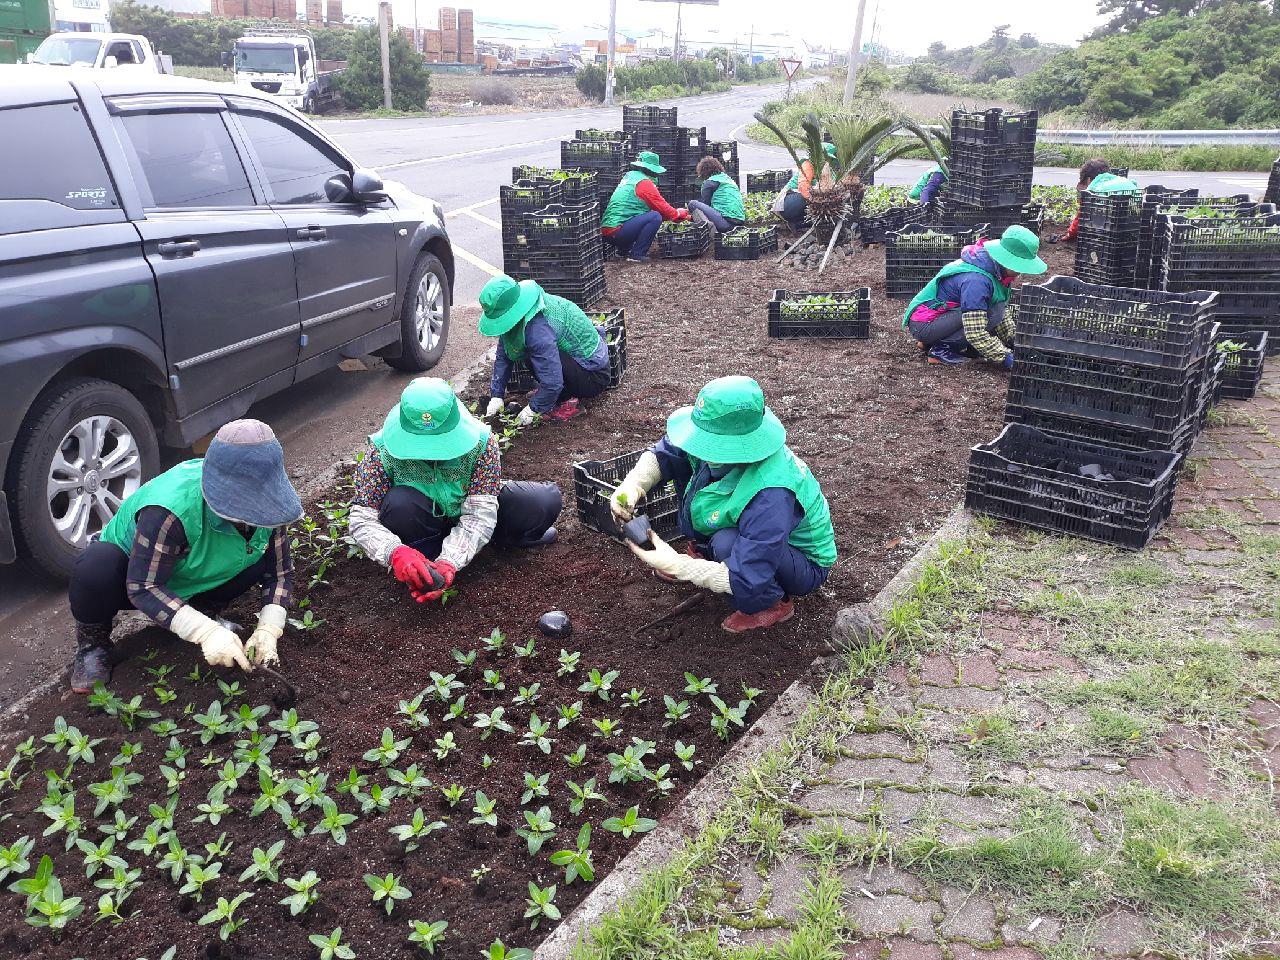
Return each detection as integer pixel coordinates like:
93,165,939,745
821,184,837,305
556,649,580,677
198,891,253,941
430,671,464,701
591,716,622,739
521,771,549,804
407,918,448,954
473,706,515,739
0,836,34,883
607,739,654,784
444,696,468,722
365,872,411,915
674,740,698,771
483,668,505,692
451,648,477,669
516,806,557,854
397,692,431,730
524,881,560,929
336,768,369,796
432,732,459,760
440,783,466,807
280,870,320,915
485,940,533,960
513,683,541,706
522,714,554,754
97,809,136,842
621,687,647,709
564,744,588,768
179,860,221,900
469,790,498,828
75,836,126,878
357,784,398,815
239,839,285,883
364,727,411,767
549,823,595,884
565,777,604,815
389,763,431,795
390,808,446,852
683,672,717,696
312,797,357,845
556,701,583,729
709,695,749,740
482,627,506,654
578,668,619,701
309,927,355,960
602,805,657,838
514,637,537,658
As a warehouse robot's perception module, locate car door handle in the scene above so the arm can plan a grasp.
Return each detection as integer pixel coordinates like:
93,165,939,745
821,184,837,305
156,239,201,258
295,226,328,240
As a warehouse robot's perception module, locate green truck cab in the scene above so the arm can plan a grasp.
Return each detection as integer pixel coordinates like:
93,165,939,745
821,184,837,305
0,0,55,64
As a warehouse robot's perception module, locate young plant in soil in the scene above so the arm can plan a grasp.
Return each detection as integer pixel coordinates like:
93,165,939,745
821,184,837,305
549,823,596,884
663,695,691,726
578,668,619,701
486,939,534,960
198,890,253,941
408,918,449,955
473,707,515,739
469,790,499,828
388,764,431,796
239,839,285,883
390,809,446,852
365,872,412,915
524,881,561,929
280,870,321,915
556,649,581,677
602,805,657,839
516,807,557,854
522,714,555,754
440,783,466,807
310,927,355,960
565,777,605,815
564,744,588,769
520,771,550,805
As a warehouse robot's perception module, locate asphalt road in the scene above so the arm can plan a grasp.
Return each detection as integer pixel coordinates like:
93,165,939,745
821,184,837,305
0,80,1270,708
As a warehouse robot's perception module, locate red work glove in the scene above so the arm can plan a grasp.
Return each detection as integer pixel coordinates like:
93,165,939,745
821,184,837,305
389,545,431,590
412,560,457,603
674,208,690,222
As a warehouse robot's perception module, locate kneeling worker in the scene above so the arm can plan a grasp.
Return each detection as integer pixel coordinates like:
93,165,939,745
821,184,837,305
904,224,1047,367
480,274,611,425
600,150,689,262
610,376,836,633
350,378,562,603
68,420,302,692
687,156,745,233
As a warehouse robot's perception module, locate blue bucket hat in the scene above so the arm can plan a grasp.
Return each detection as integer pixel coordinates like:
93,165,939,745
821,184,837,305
201,419,303,528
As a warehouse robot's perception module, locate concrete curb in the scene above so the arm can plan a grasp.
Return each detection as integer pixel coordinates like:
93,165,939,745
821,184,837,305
534,503,976,960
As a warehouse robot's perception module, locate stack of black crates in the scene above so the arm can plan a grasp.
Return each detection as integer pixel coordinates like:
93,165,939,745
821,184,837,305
1267,155,1280,206
966,276,1221,548
621,105,740,208
744,170,791,194
937,108,1042,236
499,167,605,308
1074,188,1143,287
561,129,631,207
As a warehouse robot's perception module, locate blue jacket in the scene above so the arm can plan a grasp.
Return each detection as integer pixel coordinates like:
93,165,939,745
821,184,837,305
491,315,610,413
935,243,1010,314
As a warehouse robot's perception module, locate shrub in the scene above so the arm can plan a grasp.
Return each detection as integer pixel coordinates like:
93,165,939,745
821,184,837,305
469,78,517,105
337,26,430,113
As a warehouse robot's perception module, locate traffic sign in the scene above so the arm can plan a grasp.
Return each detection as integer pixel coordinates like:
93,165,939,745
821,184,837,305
781,58,800,79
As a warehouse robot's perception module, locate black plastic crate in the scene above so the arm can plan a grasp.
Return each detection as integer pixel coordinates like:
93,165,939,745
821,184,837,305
510,166,598,204
654,220,711,259
1014,276,1218,370
1008,348,1207,437
947,146,1035,180
1136,190,1246,289
561,138,629,170
713,225,778,261
538,273,607,309
1075,235,1140,287
622,105,678,129
575,128,630,143
1158,213,1280,274
573,449,682,543
703,140,740,181
1198,351,1226,427
745,169,791,194
965,423,1179,550
520,203,601,247
942,171,1033,209
884,225,979,300
859,204,929,246
674,126,707,166
1074,191,1144,287
935,199,1038,236
950,108,1038,146
767,288,871,339
1215,329,1268,399
1004,403,1198,456
508,308,627,394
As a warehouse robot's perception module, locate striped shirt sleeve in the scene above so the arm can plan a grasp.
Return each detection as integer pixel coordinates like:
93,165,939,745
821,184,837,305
125,506,189,626
259,526,294,610
962,310,1011,363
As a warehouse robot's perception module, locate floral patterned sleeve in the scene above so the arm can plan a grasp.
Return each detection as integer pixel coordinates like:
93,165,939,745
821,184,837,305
353,444,392,510
466,436,503,498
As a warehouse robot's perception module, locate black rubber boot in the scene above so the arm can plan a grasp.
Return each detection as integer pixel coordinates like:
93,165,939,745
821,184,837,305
70,622,113,694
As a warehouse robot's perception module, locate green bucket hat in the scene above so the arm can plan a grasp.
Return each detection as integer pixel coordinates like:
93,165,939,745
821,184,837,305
478,275,543,337
986,224,1048,275
377,377,486,461
666,376,787,465
631,150,667,175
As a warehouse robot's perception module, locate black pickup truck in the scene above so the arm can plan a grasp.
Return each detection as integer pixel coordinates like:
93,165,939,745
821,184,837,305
1,66,456,577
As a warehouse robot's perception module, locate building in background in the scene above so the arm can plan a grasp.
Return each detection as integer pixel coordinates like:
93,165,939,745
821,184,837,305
53,0,110,33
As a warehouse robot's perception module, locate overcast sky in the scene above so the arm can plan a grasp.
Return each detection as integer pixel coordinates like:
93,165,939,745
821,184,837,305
380,0,1107,55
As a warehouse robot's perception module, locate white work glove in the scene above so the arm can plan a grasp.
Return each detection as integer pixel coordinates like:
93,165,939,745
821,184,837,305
610,451,663,523
515,405,539,427
245,603,287,669
170,606,252,672
485,396,505,418
628,530,731,594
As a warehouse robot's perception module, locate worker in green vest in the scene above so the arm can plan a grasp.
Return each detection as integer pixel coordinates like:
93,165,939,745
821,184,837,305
688,155,746,233
67,420,303,693
909,163,948,205
600,150,689,262
479,274,611,424
780,142,838,231
609,376,837,633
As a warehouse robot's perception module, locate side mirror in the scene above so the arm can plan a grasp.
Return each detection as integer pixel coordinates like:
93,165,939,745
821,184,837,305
324,172,354,203
220,51,230,69
103,55,118,68
352,168,386,203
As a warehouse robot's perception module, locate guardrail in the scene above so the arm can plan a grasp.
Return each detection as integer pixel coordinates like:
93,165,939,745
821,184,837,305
1038,129,1280,147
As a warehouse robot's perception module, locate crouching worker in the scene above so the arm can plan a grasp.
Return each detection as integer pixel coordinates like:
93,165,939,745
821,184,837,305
688,156,745,233
601,151,688,262
350,378,562,603
480,274,610,425
610,376,836,634
779,142,837,231
909,163,947,206
68,420,302,692
904,224,1047,368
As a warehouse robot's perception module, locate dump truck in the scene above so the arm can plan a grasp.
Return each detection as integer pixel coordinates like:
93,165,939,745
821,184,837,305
0,0,54,64
225,30,344,113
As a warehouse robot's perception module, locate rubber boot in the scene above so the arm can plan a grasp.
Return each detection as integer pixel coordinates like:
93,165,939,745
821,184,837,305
722,598,795,634
70,622,114,694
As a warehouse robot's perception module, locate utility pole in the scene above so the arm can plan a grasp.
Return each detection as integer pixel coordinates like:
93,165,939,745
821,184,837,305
841,0,869,105
604,0,617,106
377,0,393,110
748,24,753,66
673,1,681,63
413,0,419,52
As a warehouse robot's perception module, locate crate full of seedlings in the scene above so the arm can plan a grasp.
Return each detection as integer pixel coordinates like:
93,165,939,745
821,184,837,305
1215,329,1268,400
561,137,629,173
654,219,711,259
500,179,565,245
575,128,629,143
510,165,599,206
965,423,1180,550
884,225,980,300
713,225,778,261
1014,276,1219,370
745,169,791,194
573,448,682,543
1137,192,1249,288
768,288,872,339
519,203,602,248
508,308,627,394
1074,189,1143,287
859,203,928,246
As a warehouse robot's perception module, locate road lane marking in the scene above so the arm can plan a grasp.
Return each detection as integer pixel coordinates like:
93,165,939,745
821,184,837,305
451,242,502,278
445,196,500,216
379,135,564,170
462,208,501,229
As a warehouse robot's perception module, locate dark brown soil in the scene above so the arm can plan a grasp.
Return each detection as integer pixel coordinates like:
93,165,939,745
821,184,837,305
0,234,1075,960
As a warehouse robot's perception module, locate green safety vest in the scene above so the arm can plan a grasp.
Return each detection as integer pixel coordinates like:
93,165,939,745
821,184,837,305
706,172,745,221
1087,172,1139,195
902,260,1009,328
909,165,945,201
501,293,602,365
602,170,655,228
686,446,837,568
100,460,272,599
369,431,492,519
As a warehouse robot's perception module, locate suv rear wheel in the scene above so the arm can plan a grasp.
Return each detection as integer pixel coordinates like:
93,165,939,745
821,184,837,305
12,378,159,579
387,252,450,372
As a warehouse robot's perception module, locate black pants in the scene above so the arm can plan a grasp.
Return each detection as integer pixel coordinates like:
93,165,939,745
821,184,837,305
782,191,808,230
68,540,269,627
908,301,1008,349
379,482,563,559
557,352,612,405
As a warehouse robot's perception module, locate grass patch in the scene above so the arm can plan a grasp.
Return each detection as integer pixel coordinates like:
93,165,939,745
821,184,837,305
1034,143,1278,174
1083,705,1160,753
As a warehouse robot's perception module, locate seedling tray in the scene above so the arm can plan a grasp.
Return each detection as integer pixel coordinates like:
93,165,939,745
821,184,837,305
507,309,627,394
768,288,872,339
713,226,778,261
745,169,791,194
965,423,1180,550
950,108,1038,146
511,165,598,203
573,448,682,543
575,128,630,143
655,220,711,258
561,138,629,171
1216,329,1268,399
1016,276,1219,370
884,225,979,299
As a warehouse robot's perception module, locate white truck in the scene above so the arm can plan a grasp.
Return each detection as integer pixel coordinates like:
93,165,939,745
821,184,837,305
28,31,171,73
224,31,344,113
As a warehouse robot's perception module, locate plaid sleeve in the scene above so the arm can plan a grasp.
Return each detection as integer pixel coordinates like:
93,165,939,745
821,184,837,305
467,436,503,498
992,313,1015,347
353,444,392,510
125,506,189,626
962,310,1011,363
258,527,294,610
